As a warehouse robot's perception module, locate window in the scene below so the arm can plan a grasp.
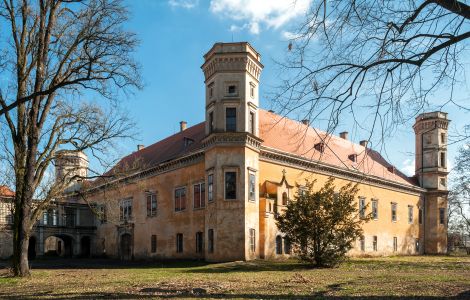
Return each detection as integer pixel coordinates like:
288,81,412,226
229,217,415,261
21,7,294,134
373,236,377,251
0,204,11,224
391,202,397,222
314,142,325,153
209,111,214,133
440,152,446,168
120,198,132,221
393,237,398,252
226,107,237,132
275,236,283,255
249,111,255,135
348,154,357,162
174,187,186,212
208,229,214,253
282,192,288,206
43,210,48,225
419,208,423,224
249,228,256,253
227,85,237,95
208,174,214,202
441,133,446,144
248,173,256,201
151,235,157,253
250,83,255,98
52,209,58,226
359,197,366,219
439,208,445,225
196,232,203,253
408,205,413,224
225,171,237,200
298,186,307,197
415,239,420,253
209,83,214,98
360,236,365,252
99,205,107,224
371,200,378,220
193,183,205,209
284,237,291,254
176,233,183,253
146,193,157,217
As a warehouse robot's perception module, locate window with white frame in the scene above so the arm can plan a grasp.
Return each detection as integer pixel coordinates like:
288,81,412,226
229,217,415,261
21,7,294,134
146,192,157,217
393,237,398,252
174,187,186,212
248,173,256,202
249,228,256,253
193,182,205,209
391,202,397,222
408,205,413,224
359,197,366,219
120,199,133,221
208,174,214,202
371,199,378,220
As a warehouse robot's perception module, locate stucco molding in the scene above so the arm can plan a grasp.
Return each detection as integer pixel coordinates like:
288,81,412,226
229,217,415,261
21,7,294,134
202,132,263,152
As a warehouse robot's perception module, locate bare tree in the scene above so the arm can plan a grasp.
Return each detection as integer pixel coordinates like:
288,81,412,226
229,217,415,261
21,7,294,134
0,0,141,277
276,1,470,142
449,145,470,253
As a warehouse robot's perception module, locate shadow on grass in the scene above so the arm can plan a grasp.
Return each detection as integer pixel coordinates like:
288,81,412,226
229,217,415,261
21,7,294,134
0,257,211,270
0,288,468,299
184,259,312,273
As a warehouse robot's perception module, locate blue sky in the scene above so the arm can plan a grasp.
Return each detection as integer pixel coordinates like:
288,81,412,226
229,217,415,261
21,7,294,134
112,0,470,177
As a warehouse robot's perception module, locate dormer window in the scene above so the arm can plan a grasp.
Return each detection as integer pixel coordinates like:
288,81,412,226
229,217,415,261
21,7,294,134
183,137,194,148
348,154,357,162
314,142,325,153
387,166,395,174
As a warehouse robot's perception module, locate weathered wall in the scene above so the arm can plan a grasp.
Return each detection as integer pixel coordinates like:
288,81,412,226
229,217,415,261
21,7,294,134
258,160,423,257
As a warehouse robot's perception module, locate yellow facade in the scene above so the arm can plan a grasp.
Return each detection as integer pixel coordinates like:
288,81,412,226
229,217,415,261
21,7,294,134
77,42,449,261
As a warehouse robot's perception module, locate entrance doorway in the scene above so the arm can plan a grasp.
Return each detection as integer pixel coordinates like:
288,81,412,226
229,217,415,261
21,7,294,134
120,233,132,260
80,236,91,257
28,237,36,260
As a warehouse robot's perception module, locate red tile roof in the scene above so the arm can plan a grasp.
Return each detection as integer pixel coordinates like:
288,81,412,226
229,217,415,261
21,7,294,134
102,109,417,187
259,110,416,187
0,185,14,197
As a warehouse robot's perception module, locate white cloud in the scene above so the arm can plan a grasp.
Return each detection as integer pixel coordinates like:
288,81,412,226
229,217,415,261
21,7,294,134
168,0,199,9
210,0,312,35
400,158,415,176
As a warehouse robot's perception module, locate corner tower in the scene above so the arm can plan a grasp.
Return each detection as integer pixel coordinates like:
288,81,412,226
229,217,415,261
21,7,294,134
201,42,263,262
413,111,449,254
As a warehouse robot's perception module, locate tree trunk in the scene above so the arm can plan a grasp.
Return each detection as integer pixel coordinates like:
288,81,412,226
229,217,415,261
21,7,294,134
12,204,31,277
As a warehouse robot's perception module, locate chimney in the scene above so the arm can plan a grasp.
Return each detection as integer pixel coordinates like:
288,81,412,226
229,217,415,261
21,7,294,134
360,140,368,147
180,121,187,132
137,144,145,151
301,119,310,126
339,131,348,140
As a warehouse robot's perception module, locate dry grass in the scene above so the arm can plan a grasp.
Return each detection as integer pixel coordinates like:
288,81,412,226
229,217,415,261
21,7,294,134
0,255,469,299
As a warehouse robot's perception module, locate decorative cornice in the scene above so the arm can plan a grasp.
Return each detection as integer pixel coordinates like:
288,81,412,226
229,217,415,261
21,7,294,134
86,150,205,194
260,147,425,195
202,55,262,83
202,132,262,152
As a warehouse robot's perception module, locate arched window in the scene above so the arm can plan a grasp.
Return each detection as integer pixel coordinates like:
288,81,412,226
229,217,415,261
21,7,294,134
284,237,291,254
275,235,283,255
282,192,288,206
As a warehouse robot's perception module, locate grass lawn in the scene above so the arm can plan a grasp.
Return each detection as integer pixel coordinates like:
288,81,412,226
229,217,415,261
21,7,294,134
0,255,469,299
